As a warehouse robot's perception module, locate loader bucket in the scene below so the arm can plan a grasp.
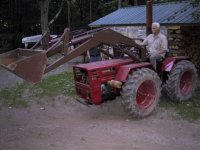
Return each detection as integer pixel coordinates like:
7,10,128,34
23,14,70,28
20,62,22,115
0,48,47,83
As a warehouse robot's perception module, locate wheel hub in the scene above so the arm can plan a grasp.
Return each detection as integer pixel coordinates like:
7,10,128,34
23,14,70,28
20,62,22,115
180,71,193,96
136,80,156,109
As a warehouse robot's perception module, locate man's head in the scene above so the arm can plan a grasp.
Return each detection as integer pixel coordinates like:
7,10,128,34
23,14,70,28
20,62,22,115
151,22,160,35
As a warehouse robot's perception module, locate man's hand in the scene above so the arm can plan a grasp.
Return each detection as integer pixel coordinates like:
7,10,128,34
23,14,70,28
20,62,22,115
149,51,159,56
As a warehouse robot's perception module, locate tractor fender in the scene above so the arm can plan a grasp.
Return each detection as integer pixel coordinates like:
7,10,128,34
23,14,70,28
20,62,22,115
162,56,190,72
115,62,152,82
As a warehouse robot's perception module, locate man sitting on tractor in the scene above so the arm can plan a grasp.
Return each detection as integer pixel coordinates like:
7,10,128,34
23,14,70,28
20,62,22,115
139,22,168,70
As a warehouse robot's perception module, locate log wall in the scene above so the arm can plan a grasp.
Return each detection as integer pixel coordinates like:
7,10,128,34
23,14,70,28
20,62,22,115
168,26,200,71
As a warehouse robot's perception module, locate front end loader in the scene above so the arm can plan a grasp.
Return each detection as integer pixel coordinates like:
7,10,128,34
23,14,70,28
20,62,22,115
0,28,198,118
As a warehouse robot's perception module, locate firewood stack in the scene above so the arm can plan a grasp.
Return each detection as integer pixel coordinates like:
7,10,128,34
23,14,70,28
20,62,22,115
182,26,200,71
168,26,185,56
168,26,200,71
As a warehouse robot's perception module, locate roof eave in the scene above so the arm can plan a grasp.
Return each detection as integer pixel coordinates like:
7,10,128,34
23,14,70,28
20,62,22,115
89,23,200,27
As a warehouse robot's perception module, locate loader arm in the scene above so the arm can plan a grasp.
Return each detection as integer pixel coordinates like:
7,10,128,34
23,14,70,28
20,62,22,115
45,28,147,73
0,28,147,83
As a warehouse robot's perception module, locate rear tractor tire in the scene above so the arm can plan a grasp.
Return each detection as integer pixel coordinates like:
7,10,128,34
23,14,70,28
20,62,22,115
121,68,161,118
163,60,198,101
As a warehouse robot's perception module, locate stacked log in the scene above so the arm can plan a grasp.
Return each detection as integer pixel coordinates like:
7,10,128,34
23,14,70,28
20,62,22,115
168,26,200,72
168,26,185,56
182,26,200,72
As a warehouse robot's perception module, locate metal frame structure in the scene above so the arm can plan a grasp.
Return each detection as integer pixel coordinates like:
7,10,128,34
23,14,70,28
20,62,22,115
0,28,147,83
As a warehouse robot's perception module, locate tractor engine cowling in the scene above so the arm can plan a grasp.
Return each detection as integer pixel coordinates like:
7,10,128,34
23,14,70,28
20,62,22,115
73,59,133,105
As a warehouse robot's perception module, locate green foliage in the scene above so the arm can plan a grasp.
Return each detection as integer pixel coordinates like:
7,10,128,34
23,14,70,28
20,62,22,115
98,0,118,16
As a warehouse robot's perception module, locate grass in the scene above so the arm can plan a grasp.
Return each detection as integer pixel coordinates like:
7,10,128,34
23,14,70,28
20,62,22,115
31,72,75,97
0,71,75,107
0,83,29,107
0,71,199,120
160,85,200,121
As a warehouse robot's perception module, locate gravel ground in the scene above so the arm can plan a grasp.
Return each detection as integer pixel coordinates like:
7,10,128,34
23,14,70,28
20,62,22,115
0,99,199,150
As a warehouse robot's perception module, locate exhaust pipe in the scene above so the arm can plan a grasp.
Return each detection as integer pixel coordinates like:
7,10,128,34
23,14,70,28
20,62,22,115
146,0,153,36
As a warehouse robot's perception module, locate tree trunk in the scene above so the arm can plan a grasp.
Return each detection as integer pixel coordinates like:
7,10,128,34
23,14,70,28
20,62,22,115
40,0,51,34
146,0,152,35
134,0,138,5
118,0,121,9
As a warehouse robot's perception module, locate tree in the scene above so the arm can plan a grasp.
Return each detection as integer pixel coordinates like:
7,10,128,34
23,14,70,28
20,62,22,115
118,0,122,9
48,0,64,28
39,0,51,34
134,0,138,5
38,0,64,34
0,0,40,52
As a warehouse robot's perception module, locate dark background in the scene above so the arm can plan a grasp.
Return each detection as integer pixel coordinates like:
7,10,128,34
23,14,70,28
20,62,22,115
0,0,188,52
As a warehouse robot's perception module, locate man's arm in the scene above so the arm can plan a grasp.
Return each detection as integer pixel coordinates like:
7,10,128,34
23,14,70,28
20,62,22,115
139,38,148,46
161,35,168,52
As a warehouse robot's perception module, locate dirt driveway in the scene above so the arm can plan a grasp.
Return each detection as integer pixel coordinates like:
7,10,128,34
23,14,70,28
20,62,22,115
0,97,200,150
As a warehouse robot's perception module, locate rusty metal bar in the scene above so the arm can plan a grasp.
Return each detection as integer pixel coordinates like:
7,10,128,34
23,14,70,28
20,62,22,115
45,39,100,73
115,44,140,62
70,34,92,45
45,28,147,73
46,28,70,57
73,28,103,39
71,29,86,36
62,28,70,54
45,29,92,57
46,29,69,53
99,48,114,59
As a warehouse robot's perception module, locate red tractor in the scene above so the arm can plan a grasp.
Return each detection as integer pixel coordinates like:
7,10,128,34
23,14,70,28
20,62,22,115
0,28,198,118
73,54,198,118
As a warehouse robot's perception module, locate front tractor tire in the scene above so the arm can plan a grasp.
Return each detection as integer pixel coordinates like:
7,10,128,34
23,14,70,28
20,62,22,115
121,68,161,118
163,60,198,101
